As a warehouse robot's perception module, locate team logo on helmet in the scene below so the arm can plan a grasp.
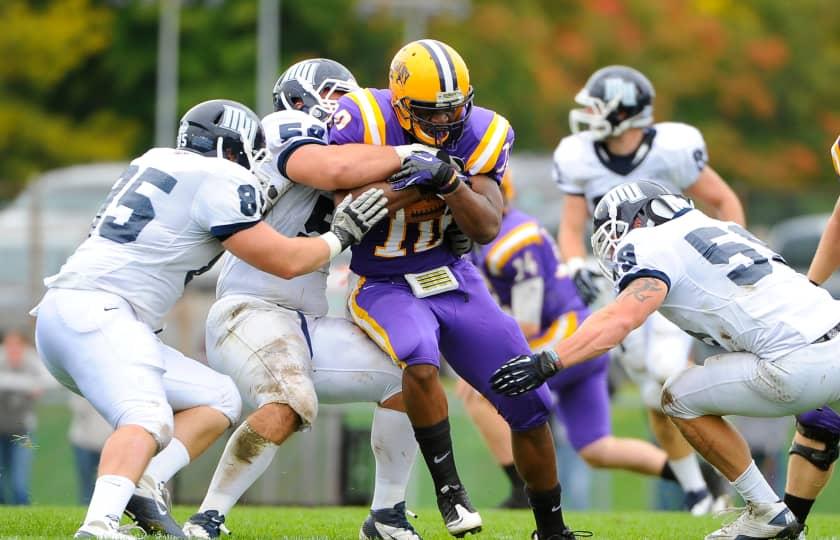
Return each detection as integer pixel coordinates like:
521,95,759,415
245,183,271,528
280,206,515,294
391,61,410,86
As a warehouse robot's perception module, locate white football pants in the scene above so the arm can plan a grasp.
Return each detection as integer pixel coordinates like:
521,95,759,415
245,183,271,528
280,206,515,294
34,288,241,449
663,336,840,419
205,294,403,430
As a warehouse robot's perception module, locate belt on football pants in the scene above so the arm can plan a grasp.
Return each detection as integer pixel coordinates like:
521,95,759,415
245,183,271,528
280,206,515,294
813,321,840,344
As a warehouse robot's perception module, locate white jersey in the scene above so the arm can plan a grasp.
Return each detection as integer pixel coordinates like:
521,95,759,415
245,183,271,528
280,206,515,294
45,147,264,329
613,209,840,360
216,109,334,316
553,122,708,212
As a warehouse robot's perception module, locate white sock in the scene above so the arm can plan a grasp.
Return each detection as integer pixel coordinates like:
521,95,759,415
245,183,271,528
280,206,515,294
199,421,278,516
144,437,191,485
731,460,778,504
669,453,707,493
370,406,418,511
83,474,136,525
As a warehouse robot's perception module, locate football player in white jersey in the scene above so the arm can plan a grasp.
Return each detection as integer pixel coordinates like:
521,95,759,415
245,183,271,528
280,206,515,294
553,65,744,513
32,98,389,539
491,180,840,539
182,60,431,540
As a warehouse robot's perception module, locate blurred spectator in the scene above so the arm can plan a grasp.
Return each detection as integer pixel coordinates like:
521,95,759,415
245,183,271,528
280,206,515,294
67,393,113,504
0,329,53,505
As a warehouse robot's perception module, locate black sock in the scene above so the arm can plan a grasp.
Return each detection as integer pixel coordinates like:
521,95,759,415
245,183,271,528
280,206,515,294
660,462,678,484
527,484,567,537
784,493,815,525
503,463,525,490
414,418,461,494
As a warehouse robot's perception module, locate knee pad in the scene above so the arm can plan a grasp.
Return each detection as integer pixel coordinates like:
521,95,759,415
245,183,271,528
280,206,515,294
118,399,174,451
789,419,840,471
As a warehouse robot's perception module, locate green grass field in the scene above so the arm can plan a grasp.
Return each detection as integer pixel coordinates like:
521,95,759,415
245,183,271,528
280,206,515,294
2,506,840,539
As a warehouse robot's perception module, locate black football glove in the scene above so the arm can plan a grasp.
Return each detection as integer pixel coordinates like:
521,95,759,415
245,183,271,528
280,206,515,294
572,267,602,306
444,222,473,256
490,350,561,397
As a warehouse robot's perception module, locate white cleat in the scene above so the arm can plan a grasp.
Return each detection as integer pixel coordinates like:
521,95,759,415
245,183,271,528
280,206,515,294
74,517,141,539
437,485,482,538
705,501,803,540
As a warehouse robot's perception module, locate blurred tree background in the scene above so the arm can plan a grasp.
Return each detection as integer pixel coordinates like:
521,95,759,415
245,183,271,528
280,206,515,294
2,0,839,221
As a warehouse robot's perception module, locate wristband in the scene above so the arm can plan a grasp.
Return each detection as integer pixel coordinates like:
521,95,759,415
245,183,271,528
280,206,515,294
439,172,463,196
320,232,343,260
565,256,586,275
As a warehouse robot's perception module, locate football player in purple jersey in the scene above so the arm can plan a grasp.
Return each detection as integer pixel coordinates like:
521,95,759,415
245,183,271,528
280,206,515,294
329,40,583,540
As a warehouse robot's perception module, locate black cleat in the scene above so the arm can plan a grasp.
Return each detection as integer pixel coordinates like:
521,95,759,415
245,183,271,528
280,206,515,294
124,475,185,537
182,510,230,538
437,484,482,537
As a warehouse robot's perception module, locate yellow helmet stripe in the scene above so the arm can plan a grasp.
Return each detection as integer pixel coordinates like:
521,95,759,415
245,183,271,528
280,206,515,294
485,221,543,275
832,135,840,176
347,90,386,145
466,114,511,175
419,39,457,92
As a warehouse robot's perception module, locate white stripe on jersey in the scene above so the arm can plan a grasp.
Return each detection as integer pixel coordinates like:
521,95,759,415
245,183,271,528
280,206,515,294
420,39,454,92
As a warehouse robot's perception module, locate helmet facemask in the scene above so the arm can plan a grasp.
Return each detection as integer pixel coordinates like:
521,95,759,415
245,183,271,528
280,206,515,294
569,89,654,140
591,205,631,283
399,87,474,148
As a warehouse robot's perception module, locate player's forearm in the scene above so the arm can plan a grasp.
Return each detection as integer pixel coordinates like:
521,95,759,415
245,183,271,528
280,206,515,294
553,305,634,368
224,223,332,280
444,181,502,244
558,226,587,262
714,192,746,226
809,199,840,284
287,144,401,190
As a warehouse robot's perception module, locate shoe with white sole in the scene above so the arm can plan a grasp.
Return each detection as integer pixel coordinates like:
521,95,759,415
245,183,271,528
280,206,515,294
359,501,422,539
74,516,142,539
705,501,803,540
436,484,482,538
124,474,185,537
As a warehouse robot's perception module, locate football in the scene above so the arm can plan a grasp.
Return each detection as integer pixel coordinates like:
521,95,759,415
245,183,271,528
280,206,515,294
404,193,447,223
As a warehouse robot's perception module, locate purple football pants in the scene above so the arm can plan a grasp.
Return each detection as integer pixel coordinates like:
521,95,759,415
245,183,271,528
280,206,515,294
797,406,840,435
547,347,612,451
350,258,553,431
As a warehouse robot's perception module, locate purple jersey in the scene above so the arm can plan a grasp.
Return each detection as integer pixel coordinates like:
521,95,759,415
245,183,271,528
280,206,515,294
472,209,586,334
329,88,514,277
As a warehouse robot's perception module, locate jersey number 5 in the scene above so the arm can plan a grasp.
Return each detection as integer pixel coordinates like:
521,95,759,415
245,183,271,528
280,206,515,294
96,166,177,244
684,225,774,286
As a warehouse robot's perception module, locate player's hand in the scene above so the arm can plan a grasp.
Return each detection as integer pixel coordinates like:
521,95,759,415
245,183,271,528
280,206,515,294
389,152,463,195
444,222,473,256
572,267,602,306
490,350,561,397
330,188,389,249
394,143,438,161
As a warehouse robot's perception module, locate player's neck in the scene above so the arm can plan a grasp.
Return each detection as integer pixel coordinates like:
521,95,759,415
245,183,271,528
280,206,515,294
604,129,645,156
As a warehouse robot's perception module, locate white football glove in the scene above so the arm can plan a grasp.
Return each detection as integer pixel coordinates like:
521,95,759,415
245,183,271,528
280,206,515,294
330,188,389,249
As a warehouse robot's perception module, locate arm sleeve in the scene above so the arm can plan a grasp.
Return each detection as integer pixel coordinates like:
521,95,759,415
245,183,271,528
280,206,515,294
613,234,680,294
663,123,708,189
262,109,330,178
483,123,515,183
552,139,586,195
192,170,262,240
